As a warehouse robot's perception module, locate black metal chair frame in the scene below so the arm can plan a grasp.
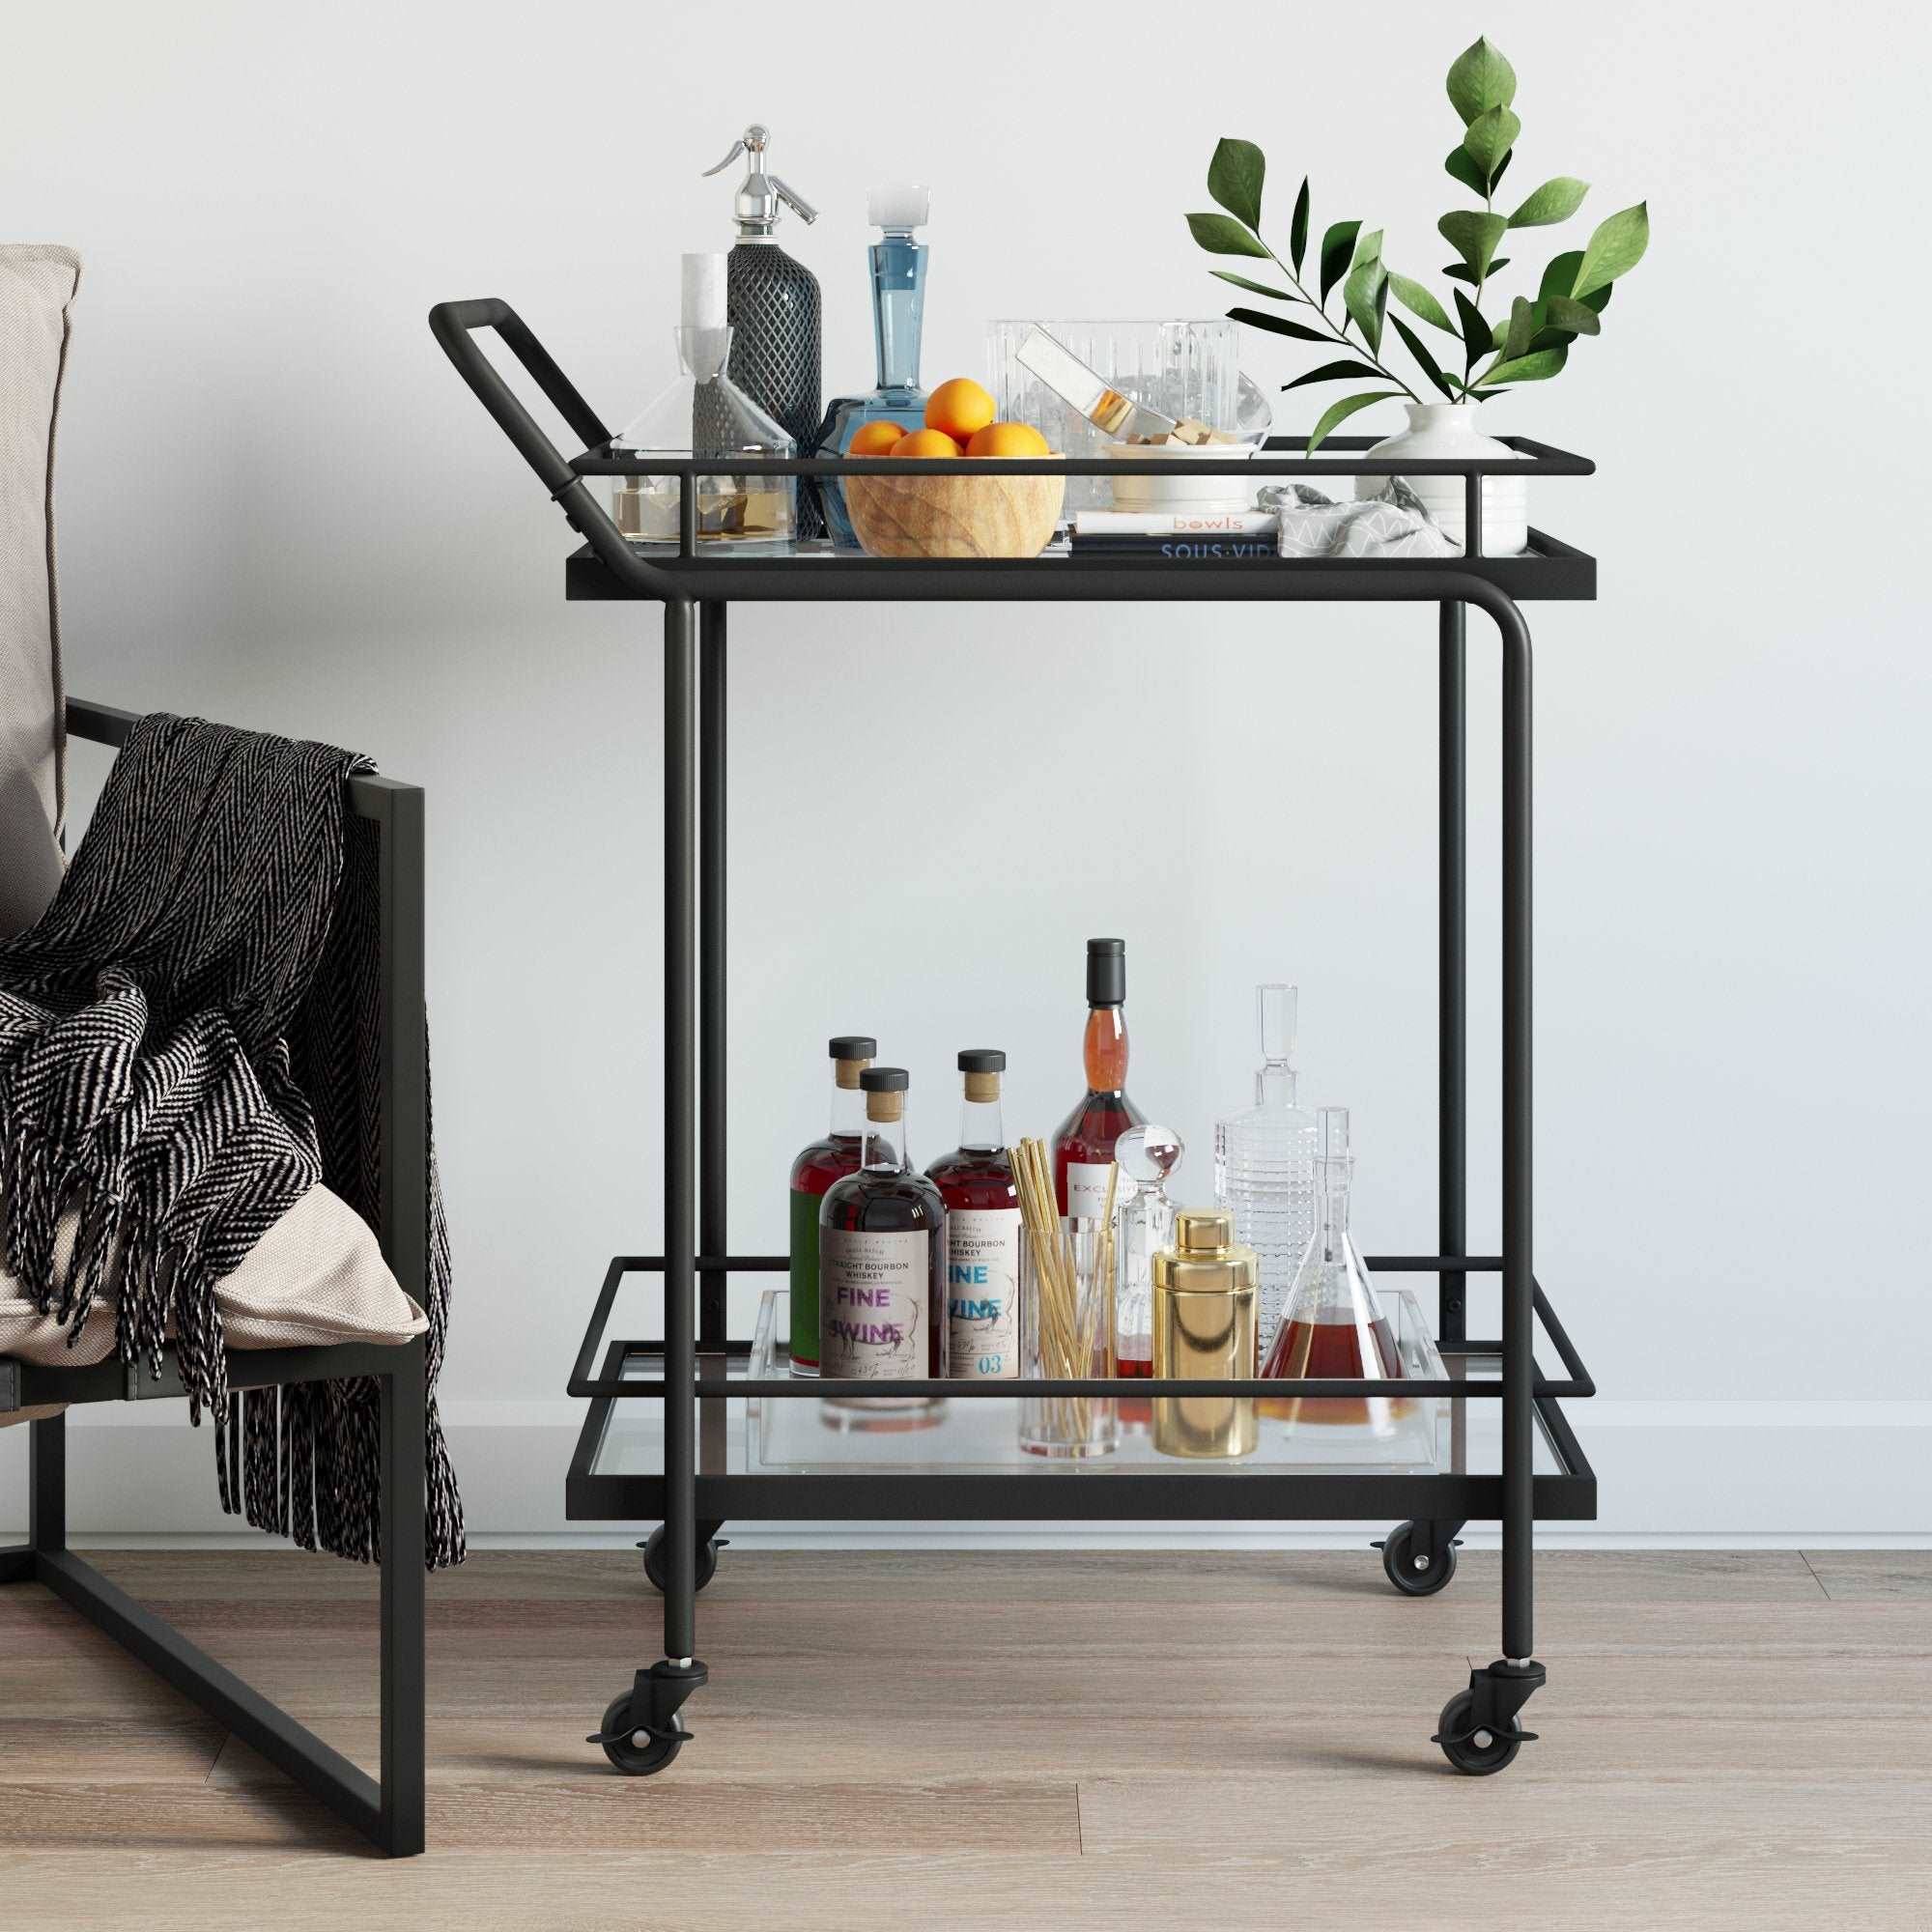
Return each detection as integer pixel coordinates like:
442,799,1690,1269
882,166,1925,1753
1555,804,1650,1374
0,697,429,1858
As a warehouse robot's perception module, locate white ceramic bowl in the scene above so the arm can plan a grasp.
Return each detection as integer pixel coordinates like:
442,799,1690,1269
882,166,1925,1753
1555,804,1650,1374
1104,440,1260,512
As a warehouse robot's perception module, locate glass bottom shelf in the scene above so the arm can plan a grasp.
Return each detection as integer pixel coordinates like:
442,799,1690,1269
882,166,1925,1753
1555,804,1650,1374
584,1290,1563,1484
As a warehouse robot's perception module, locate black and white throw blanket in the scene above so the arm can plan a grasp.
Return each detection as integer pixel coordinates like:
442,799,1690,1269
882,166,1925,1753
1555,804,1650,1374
0,715,463,1569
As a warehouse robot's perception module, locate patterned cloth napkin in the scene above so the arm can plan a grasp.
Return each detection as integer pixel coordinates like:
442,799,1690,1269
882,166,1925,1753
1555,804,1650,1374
1261,478,1460,559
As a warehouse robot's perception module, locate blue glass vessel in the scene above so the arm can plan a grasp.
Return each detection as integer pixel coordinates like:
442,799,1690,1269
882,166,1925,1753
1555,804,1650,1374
818,185,930,550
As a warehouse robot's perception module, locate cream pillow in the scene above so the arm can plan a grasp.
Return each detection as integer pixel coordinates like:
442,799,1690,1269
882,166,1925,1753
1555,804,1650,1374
0,1184,425,1423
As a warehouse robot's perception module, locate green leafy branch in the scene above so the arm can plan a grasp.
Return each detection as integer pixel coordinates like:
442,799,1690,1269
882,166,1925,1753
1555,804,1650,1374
1183,36,1650,451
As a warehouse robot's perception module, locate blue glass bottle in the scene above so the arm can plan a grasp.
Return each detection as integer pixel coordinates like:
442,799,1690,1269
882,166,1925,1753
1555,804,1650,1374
818,185,930,549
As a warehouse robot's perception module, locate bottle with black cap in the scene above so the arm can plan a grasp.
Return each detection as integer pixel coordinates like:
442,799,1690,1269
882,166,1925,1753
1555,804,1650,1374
820,1067,949,1390
1051,939,1148,1218
925,1050,1020,1379
788,1035,877,1374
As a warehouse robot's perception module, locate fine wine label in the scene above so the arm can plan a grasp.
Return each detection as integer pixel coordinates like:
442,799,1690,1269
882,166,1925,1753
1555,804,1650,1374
788,1189,822,1368
1065,1161,1115,1221
946,1208,1020,1379
820,1226,932,1378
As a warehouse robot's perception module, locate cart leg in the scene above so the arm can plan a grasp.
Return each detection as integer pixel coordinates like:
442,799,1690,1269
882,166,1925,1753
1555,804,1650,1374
1436,591,1542,1776
697,600,729,1563
1438,600,1466,1348
596,598,706,1776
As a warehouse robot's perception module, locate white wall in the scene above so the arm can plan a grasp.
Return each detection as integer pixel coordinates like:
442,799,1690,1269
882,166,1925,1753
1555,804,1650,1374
5,0,1928,1541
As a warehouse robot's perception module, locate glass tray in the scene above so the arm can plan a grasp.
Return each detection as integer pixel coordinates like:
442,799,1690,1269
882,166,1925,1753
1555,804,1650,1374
745,1289,1448,1476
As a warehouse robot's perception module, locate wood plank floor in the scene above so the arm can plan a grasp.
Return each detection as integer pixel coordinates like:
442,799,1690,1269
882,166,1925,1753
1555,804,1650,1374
1,1548,1926,1928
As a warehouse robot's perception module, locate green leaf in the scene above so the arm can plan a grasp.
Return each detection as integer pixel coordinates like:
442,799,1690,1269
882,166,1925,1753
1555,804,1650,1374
1462,105,1520,182
1538,251,1585,304
1290,176,1311,275
1443,259,1509,285
1389,312,1461,401
1445,144,1487,196
1583,280,1613,315
1350,225,1385,269
1507,177,1589,229
1320,220,1361,303
1211,270,1297,301
1186,211,1269,259
1454,290,1492,364
1388,271,1456,332
1227,305,1334,345
1343,245,1387,354
1573,201,1649,297
1543,294,1602,337
1305,390,1403,456
1283,358,1390,391
1208,138,1265,233
1480,345,1570,385
1502,297,1538,362
1446,36,1517,127
1438,211,1509,281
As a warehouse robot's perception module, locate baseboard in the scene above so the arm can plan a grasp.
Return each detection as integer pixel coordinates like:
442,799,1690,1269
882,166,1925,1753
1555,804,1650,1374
5,1399,1927,1544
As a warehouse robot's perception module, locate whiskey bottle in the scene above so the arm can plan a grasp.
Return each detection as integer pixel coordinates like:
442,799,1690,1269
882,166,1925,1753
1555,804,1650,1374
787,1035,876,1374
820,1066,949,1383
924,1049,1020,1379
1051,938,1147,1218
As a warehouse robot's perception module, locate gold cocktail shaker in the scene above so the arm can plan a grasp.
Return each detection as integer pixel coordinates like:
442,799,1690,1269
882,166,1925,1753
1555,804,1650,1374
1151,1208,1258,1459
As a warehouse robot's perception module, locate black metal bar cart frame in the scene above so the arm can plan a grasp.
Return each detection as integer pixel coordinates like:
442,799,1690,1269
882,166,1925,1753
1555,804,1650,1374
432,297,1600,1777
0,699,429,1857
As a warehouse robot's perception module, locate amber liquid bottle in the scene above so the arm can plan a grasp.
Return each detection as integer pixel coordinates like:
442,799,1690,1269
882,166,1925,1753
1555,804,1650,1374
1051,938,1147,1219
819,1066,949,1386
787,1035,876,1373
924,1049,1020,1379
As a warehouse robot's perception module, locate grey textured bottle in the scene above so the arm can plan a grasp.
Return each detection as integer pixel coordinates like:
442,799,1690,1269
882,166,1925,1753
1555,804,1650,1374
700,128,824,536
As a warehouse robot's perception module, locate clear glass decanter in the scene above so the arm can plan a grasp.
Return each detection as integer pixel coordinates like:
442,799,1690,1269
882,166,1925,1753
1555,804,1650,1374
1213,983,1318,1348
1258,1107,1409,1435
610,287,797,553
817,185,930,550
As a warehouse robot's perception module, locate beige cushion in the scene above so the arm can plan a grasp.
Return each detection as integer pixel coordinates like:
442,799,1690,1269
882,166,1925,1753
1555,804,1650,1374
0,243,79,938
0,1184,425,1423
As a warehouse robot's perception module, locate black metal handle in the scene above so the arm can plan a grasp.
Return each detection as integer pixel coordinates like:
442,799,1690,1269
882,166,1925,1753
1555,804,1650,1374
428,298,677,603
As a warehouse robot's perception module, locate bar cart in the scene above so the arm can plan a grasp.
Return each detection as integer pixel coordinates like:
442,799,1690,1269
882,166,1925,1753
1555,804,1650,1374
432,298,1600,1779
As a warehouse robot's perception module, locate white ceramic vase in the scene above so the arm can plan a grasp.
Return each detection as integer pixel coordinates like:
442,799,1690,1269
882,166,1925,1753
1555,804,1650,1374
1355,402,1528,555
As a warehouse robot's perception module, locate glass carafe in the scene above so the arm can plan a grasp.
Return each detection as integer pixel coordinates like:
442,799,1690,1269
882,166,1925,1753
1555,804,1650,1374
1258,1107,1409,1435
1214,983,1318,1349
610,324,797,552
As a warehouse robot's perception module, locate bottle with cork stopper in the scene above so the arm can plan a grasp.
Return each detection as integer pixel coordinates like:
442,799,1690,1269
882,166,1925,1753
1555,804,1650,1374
924,1049,1020,1379
1051,938,1148,1218
819,1067,949,1404
787,1035,877,1374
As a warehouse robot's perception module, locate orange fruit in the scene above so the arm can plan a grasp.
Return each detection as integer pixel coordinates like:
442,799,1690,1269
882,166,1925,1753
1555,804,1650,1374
847,418,909,456
965,421,1051,458
891,428,966,457
923,377,995,443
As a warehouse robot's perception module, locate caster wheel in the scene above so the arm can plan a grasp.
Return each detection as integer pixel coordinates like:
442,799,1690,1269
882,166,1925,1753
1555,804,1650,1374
597,1692,686,1776
1378,1521,1458,1597
1435,1690,1522,1776
640,1525,720,1595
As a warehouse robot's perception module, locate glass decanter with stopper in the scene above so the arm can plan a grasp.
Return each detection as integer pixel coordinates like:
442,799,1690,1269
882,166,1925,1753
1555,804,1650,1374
787,1035,876,1374
609,252,797,553
1051,938,1146,1218
819,1065,948,1423
1214,983,1319,1349
1258,1107,1409,1433
817,184,930,550
1112,1122,1183,1429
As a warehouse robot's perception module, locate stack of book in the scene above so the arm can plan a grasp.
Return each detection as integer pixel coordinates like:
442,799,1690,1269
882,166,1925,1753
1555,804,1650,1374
1070,509,1278,560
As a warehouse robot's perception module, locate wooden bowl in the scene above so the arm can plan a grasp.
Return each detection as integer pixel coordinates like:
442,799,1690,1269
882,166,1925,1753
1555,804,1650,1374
844,463,1065,559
